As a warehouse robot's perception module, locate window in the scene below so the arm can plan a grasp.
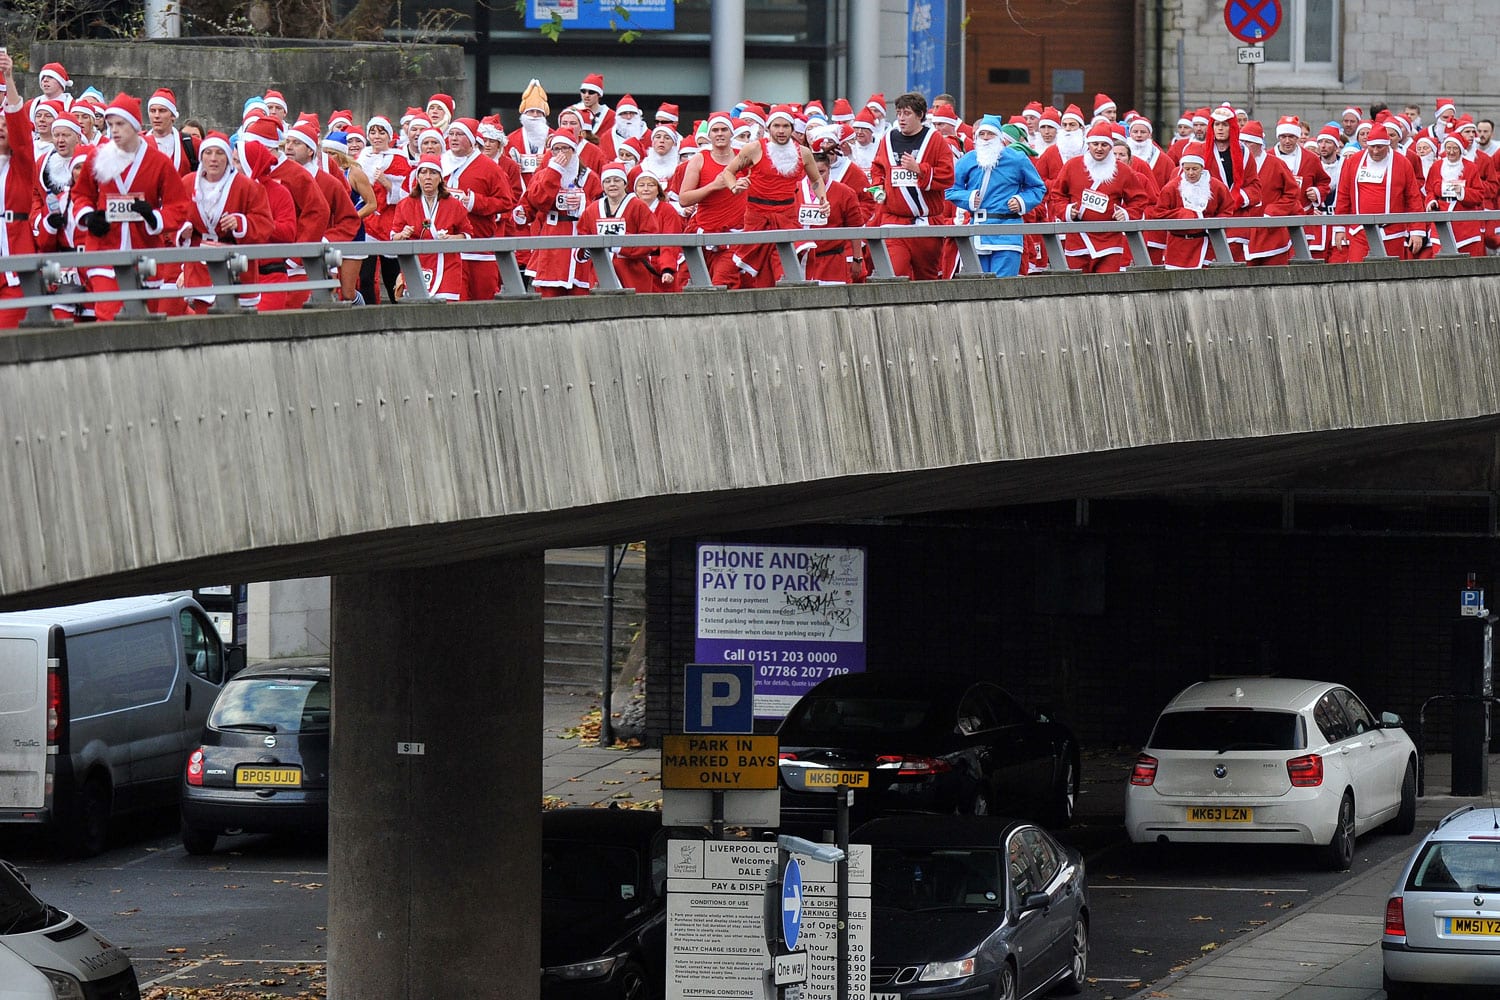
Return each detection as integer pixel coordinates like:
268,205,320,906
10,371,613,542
1149,710,1305,751
1313,692,1352,744
1261,0,1339,74
1007,833,1036,898
956,688,998,735
180,610,224,685
1020,828,1060,884
1333,689,1376,736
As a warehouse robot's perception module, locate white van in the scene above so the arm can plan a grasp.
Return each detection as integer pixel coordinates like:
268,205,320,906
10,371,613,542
0,859,139,999
0,594,237,856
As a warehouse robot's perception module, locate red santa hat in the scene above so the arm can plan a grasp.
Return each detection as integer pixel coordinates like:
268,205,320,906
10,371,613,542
1361,122,1390,145
345,124,366,142
580,73,605,95
328,109,354,130
1456,114,1478,133
1039,106,1061,128
417,127,444,150
678,133,698,154
198,131,233,161
739,103,767,128
804,100,826,121
1444,131,1470,153
520,79,550,116
428,93,455,116
50,108,84,136
600,160,629,182
104,92,143,132
1435,98,1457,119
1210,102,1236,123
286,120,321,153
650,122,679,142
1093,92,1116,117
30,98,64,123
1341,104,1362,120
38,63,71,90
851,108,878,132
1239,120,1265,145
1316,124,1343,144
366,114,394,135
929,102,959,126
243,114,284,146
616,93,640,115
478,115,506,141
147,87,178,118
831,98,854,122
1060,104,1085,127
1130,116,1153,133
1023,101,1044,119
1275,115,1301,138
706,110,733,132
262,90,287,112
1176,114,1192,127
70,144,95,171
1178,142,1207,167
865,93,886,115
549,126,582,150
1084,120,1114,144
767,104,796,126
297,111,320,131
415,153,444,175
618,139,643,163
655,102,680,124
1192,107,1211,125
448,117,479,146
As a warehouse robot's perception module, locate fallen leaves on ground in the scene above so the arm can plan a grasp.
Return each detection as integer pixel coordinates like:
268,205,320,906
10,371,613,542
1199,942,1218,952
1188,914,1212,921
560,707,643,749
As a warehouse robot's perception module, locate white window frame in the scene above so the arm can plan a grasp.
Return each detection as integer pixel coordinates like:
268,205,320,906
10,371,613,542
1256,0,1341,83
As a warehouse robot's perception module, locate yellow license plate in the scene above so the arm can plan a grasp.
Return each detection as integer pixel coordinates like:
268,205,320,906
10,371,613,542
236,767,301,788
1450,917,1500,936
804,770,870,789
1187,806,1252,822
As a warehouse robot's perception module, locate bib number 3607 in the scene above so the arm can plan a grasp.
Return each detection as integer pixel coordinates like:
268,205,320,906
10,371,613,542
1079,189,1110,215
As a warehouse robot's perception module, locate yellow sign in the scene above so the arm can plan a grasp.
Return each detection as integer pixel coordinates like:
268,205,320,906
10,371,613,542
803,769,870,789
662,735,780,790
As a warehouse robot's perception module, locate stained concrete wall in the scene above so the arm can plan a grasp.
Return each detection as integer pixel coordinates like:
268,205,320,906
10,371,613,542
246,577,331,660
5,261,1500,606
31,39,466,133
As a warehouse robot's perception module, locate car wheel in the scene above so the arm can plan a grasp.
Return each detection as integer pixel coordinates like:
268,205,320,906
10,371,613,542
65,776,111,858
181,819,218,856
1320,791,1356,871
616,959,650,1000
1389,760,1417,835
1382,969,1423,999
1050,749,1079,827
994,959,1017,1000
1056,916,1088,994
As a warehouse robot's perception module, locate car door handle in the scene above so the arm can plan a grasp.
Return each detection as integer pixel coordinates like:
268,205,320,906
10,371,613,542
185,684,192,710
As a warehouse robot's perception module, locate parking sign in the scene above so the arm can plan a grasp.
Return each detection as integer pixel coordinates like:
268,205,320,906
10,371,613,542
683,663,755,733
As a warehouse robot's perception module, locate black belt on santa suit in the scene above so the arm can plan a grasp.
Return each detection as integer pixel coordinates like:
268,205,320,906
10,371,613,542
0,211,19,222
748,195,795,207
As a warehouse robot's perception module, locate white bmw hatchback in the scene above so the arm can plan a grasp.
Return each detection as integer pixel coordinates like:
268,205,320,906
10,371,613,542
1125,678,1417,869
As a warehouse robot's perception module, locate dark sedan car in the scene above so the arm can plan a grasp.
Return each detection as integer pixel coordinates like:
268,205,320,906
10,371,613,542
541,808,699,1000
777,672,1079,834
180,658,330,855
860,815,1088,1000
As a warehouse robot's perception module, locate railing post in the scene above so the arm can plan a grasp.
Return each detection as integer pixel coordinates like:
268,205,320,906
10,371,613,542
301,246,343,307
952,235,989,277
1431,219,1460,258
588,245,632,295
114,257,155,320
1361,222,1391,259
774,237,814,286
1124,229,1161,271
1040,232,1071,272
681,245,721,290
863,236,903,281
495,250,535,299
1206,227,1240,267
396,247,432,301
17,260,65,328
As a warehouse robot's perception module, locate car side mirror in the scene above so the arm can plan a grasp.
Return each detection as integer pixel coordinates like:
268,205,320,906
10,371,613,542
1020,890,1050,912
225,644,247,680
1380,711,1404,729
1036,704,1055,723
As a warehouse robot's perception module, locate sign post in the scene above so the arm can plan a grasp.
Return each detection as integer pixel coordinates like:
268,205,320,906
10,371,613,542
1222,0,1281,116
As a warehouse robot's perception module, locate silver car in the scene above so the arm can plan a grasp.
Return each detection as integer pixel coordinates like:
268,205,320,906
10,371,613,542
1382,804,1500,996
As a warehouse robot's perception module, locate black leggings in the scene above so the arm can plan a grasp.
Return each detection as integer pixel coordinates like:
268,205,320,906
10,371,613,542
359,256,402,303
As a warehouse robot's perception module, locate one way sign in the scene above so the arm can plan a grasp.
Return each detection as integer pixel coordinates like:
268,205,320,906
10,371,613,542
782,857,803,950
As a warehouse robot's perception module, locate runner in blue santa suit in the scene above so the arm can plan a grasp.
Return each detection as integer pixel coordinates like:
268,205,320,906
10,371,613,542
945,114,1047,276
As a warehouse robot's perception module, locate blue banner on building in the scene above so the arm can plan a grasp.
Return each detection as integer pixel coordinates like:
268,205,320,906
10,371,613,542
526,0,675,31
906,0,947,101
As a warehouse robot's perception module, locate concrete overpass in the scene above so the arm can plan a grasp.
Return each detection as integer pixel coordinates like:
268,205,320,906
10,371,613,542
6,259,1500,998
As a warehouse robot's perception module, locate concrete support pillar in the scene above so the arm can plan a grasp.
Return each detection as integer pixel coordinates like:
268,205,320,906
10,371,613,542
710,0,746,112
247,578,331,660
327,555,543,1000
848,0,881,110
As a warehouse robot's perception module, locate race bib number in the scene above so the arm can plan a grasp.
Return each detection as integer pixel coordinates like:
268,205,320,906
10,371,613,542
556,192,585,213
1442,180,1465,201
519,154,539,173
1356,165,1386,184
1079,188,1110,215
798,205,828,227
596,220,626,236
421,269,434,288
105,193,144,223
889,167,919,186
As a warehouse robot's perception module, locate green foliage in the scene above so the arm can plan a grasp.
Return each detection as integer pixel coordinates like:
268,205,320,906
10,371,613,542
510,0,667,43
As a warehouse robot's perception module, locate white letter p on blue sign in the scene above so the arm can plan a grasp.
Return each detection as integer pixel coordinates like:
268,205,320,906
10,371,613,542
683,663,755,733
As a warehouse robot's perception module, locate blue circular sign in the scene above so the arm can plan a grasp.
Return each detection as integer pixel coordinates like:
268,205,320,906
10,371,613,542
782,858,803,950
1223,0,1281,44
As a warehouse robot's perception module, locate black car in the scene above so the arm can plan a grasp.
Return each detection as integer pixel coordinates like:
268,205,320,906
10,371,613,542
776,672,1079,834
541,809,698,1000
179,658,330,855
860,815,1088,1000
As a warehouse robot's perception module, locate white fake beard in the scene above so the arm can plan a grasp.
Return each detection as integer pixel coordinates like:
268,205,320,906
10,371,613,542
849,141,876,170
641,150,677,182
1441,157,1464,182
1180,172,1210,213
92,139,135,184
614,116,646,143
1057,129,1084,160
1419,153,1436,175
766,136,801,176
1082,152,1117,186
973,135,1002,171
521,115,549,149
553,152,581,187
43,151,72,192
1128,138,1153,160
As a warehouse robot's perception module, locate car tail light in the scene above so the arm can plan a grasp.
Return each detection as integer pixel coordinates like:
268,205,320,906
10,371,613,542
874,755,953,776
1287,753,1324,787
1130,754,1159,787
46,671,62,745
1384,897,1406,936
778,752,798,761
186,748,206,787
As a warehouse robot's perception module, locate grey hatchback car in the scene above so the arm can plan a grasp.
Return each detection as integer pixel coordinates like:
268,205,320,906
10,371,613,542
180,658,330,854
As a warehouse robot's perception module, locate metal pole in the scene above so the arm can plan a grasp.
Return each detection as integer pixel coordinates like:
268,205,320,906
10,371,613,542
712,790,726,841
710,0,746,111
1247,62,1255,118
837,786,850,1000
600,544,615,748
1176,38,1186,121
847,0,881,114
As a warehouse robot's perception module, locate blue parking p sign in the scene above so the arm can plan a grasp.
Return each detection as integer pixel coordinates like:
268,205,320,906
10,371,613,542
683,663,755,733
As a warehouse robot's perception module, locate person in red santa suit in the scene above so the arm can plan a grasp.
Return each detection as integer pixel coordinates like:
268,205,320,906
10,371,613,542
478,114,526,249
1035,104,1085,189
1202,103,1260,262
283,119,360,298
263,118,332,309
388,154,472,301
601,93,645,160
0,52,38,328
170,131,274,315
425,93,455,134
526,127,602,297
1332,121,1424,262
263,90,288,123
234,139,297,311
357,114,410,304
867,91,954,281
624,170,682,292
1424,133,1488,257
145,88,194,175
575,161,659,291
1152,142,1234,270
1237,122,1299,267
794,148,864,285
573,73,614,143
715,104,828,288
1265,115,1331,260
28,62,71,124
1046,120,1151,274
70,91,190,322
677,113,750,288
445,117,514,301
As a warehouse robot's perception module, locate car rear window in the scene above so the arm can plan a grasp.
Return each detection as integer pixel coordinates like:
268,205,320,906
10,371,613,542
781,695,936,739
1407,840,1500,892
543,842,641,906
1148,710,1306,751
872,846,1005,910
210,677,330,734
